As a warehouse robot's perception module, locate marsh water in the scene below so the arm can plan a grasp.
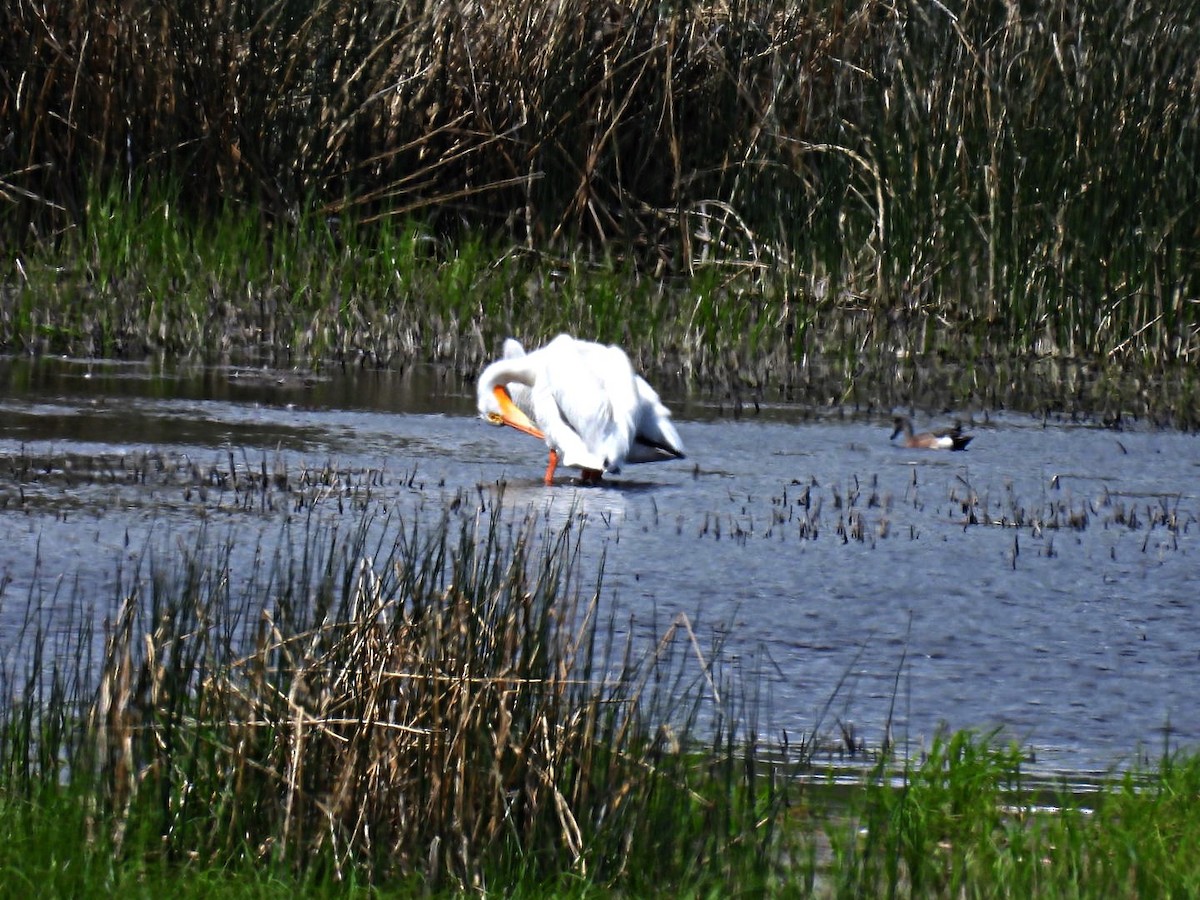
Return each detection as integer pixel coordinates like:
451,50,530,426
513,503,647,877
1,356,1196,775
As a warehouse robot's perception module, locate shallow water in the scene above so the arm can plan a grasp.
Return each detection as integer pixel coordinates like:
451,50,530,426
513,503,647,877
1,355,1197,774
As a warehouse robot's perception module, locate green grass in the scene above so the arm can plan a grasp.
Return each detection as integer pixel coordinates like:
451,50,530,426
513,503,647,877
0,787,385,899
827,731,1200,898
6,182,1197,427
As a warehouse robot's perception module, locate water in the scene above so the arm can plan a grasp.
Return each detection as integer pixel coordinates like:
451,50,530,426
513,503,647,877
1,355,1196,774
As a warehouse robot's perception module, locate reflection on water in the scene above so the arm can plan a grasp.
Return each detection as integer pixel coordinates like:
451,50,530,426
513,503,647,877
1,355,1197,774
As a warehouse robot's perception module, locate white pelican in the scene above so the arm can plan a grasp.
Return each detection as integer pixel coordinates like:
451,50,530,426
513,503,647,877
477,334,685,484
890,416,974,451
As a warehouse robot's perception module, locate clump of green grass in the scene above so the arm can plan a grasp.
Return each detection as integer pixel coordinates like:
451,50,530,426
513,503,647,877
0,501,791,893
832,730,1031,896
827,730,1200,898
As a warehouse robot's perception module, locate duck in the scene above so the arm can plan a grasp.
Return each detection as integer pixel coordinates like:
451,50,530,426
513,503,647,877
890,415,973,451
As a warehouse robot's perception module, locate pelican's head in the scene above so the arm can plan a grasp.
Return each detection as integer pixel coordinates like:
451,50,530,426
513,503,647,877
478,381,506,425
480,384,545,439
477,345,544,439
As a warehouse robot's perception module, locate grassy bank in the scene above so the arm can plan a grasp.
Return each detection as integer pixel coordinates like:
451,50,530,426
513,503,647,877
2,0,1198,425
2,199,1198,427
829,731,1200,898
1,502,1199,896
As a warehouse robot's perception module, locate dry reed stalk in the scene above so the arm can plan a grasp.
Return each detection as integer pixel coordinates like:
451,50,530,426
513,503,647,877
90,593,139,853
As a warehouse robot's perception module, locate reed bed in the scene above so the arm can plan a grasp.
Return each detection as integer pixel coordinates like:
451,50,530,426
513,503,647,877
0,500,789,892
2,490,1200,893
2,0,1198,424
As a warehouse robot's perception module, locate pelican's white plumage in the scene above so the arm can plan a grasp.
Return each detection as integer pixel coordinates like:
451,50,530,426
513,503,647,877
477,334,685,484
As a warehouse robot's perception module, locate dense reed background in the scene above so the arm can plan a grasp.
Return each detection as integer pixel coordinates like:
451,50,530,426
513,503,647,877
2,0,1198,417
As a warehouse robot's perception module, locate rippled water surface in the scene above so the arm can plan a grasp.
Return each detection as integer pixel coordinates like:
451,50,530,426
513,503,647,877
1,356,1197,773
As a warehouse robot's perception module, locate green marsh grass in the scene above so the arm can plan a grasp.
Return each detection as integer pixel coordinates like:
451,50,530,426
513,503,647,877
828,731,1200,898
8,194,1196,426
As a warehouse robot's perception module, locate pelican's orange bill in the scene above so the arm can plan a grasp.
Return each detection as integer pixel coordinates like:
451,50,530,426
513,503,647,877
491,385,545,439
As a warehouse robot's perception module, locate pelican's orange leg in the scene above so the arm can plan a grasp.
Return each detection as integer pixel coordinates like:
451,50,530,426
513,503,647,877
543,449,559,485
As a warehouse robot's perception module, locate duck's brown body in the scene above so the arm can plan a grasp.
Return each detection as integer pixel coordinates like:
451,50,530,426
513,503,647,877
890,416,973,451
